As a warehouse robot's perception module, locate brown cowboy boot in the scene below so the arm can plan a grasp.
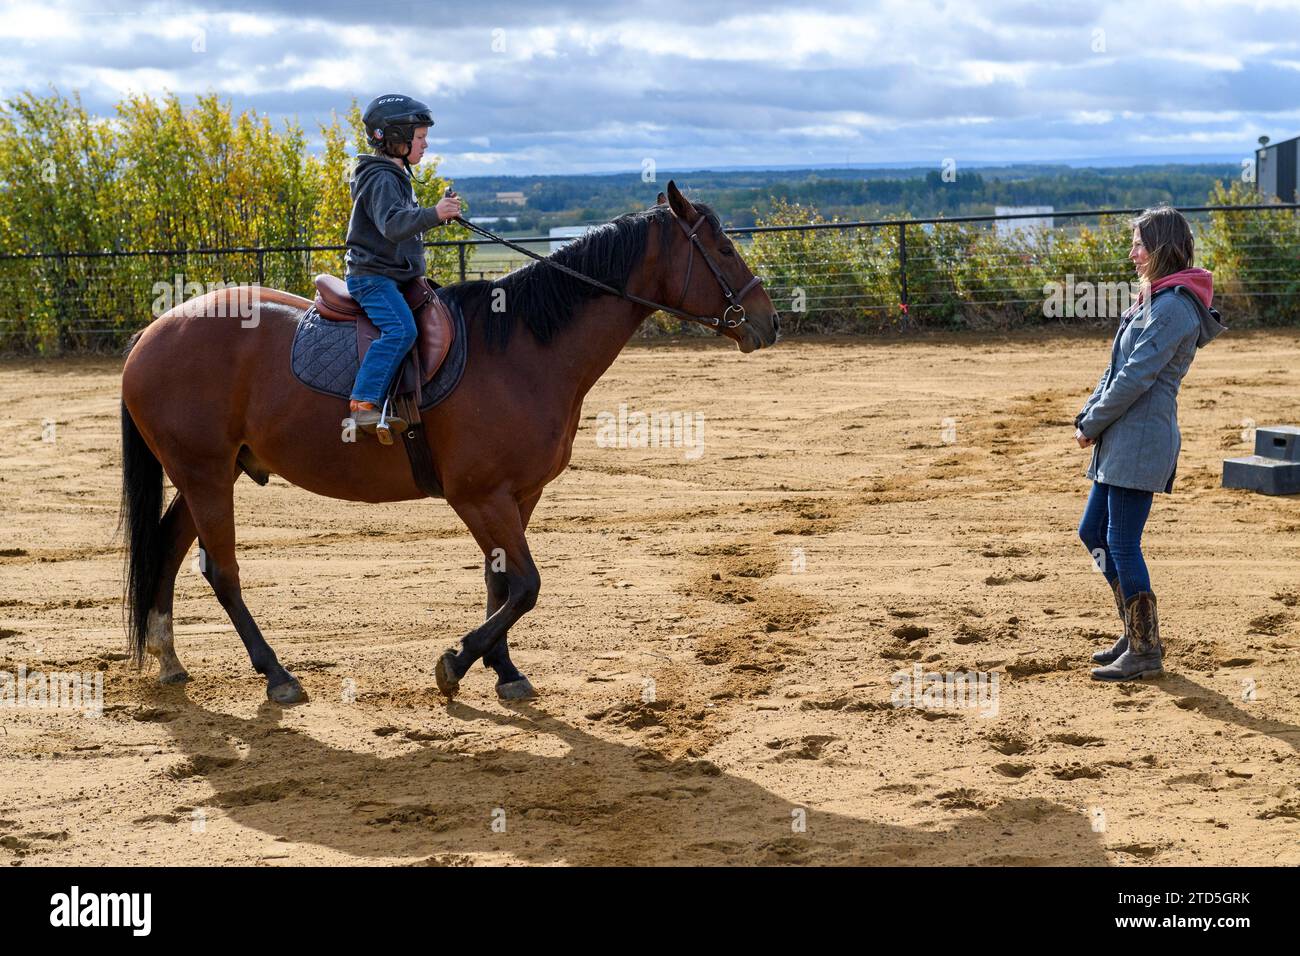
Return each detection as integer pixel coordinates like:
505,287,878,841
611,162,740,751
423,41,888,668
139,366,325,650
1091,577,1129,665
1092,591,1164,681
348,400,407,445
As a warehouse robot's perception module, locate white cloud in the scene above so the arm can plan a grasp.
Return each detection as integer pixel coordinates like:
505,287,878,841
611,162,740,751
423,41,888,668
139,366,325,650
451,151,512,165
1147,49,1244,72
3,0,1299,174
613,12,882,64
225,13,278,37
413,61,481,96
1133,128,1257,144
0,3,78,41
956,60,1036,86
86,66,182,97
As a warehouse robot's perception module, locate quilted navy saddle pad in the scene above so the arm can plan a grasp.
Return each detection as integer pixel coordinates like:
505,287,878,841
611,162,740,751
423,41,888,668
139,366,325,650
290,288,468,410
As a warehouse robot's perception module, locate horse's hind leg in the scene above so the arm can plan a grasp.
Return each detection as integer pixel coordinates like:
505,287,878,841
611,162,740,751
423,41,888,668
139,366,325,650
177,466,305,704
146,493,198,684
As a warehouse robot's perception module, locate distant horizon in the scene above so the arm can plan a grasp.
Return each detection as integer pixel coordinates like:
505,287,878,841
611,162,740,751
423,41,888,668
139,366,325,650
441,153,1254,181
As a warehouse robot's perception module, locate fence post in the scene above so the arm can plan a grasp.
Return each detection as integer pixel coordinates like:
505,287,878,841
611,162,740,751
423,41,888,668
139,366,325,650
256,250,265,287
897,222,909,329
458,242,467,283
55,252,70,353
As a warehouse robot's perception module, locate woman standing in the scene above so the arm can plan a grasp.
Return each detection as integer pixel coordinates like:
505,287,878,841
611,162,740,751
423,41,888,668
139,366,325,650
1074,206,1226,682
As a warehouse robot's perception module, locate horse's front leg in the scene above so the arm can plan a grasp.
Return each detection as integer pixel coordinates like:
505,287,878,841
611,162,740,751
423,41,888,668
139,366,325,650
477,556,534,699
479,492,542,698
437,490,540,699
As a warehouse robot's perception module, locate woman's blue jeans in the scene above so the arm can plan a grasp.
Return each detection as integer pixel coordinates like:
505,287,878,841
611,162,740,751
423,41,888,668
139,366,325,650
1078,480,1154,601
347,273,417,406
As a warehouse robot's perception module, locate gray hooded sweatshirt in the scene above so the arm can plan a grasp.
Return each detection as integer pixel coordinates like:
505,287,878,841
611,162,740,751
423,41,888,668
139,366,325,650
344,154,445,282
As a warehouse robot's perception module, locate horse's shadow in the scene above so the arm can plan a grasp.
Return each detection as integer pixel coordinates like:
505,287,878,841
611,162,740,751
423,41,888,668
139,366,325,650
146,686,1111,866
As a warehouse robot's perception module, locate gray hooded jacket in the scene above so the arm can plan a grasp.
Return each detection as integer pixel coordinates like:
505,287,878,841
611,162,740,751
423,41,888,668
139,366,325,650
344,155,445,282
1076,283,1227,494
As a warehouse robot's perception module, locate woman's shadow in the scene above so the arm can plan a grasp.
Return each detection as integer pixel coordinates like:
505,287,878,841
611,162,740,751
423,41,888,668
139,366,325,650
1149,670,1299,752
145,686,1112,866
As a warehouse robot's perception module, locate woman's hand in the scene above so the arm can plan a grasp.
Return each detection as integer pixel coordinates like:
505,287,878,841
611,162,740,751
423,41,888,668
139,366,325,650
435,195,462,223
1075,427,1093,448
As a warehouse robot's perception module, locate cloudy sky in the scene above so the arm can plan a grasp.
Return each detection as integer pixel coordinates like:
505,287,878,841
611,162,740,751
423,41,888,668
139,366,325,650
2,0,1298,176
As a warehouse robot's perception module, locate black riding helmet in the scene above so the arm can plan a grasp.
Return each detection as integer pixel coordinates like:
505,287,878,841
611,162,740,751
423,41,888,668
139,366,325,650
362,93,434,157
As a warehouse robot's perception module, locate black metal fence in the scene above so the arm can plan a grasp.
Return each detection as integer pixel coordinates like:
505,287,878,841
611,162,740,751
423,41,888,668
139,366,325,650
734,203,1300,334
1,202,1296,352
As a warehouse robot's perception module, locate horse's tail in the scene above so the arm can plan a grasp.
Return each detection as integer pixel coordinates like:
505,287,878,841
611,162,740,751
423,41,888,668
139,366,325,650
118,399,164,667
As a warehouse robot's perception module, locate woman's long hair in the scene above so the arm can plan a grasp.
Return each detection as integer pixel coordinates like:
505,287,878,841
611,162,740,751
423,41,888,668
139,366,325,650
1131,205,1195,282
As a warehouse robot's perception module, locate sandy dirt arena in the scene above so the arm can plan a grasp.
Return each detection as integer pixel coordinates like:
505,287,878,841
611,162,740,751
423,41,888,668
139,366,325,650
1,328,1298,867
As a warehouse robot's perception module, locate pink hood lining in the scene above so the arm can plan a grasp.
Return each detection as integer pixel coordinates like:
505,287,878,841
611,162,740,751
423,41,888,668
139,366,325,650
1139,267,1214,309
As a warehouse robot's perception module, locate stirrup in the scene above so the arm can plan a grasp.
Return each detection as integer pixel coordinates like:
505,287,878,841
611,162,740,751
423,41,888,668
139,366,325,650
375,397,407,445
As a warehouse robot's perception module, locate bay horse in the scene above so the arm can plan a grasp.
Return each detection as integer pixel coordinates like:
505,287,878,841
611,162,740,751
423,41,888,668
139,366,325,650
118,181,779,704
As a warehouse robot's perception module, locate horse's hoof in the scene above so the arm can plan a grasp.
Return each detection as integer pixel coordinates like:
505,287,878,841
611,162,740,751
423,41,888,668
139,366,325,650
159,670,190,685
435,652,461,698
496,677,537,701
267,676,307,704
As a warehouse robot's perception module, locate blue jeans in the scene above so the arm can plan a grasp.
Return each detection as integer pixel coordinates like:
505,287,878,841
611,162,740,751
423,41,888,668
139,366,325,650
347,274,417,405
1078,481,1154,601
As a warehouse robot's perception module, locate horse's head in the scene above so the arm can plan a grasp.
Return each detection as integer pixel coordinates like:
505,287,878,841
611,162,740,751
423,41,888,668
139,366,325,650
656,181,779,353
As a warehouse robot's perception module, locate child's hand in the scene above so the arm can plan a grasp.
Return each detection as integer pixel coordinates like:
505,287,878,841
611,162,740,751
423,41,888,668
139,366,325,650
436,195,462,222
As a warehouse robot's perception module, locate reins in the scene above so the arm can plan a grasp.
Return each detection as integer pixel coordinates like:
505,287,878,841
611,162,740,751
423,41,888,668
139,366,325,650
444,199,763,334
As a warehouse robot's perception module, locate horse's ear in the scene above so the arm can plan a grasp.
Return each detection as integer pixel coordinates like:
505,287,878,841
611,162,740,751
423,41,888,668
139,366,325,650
655,191,667,205
666,179,696,220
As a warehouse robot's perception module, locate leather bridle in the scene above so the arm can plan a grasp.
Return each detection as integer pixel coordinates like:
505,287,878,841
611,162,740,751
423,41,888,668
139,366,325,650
668,212,765,331
450,209,766,336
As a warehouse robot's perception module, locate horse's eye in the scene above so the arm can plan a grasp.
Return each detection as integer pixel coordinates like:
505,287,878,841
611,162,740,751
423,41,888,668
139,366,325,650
720,244,735,257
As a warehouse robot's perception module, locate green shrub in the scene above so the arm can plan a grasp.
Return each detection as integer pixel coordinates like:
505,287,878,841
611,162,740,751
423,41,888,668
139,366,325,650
0,89,472,352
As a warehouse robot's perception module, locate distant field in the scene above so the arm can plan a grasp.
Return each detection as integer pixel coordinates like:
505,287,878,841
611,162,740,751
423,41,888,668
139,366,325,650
458,232,552,280
450,162,1241,228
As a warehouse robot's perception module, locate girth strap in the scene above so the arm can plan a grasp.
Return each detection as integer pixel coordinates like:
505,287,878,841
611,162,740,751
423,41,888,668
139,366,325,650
393,392,445,499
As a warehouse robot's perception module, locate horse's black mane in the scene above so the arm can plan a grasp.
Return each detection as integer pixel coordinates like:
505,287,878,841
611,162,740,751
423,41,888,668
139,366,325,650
443,201,723,351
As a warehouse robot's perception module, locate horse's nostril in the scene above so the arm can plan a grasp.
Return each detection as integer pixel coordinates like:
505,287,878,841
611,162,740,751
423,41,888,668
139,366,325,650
772,312,781,332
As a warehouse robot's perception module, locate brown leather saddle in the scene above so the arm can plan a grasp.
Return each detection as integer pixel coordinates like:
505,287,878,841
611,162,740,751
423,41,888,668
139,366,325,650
311,273,454,498
312,274,455,395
